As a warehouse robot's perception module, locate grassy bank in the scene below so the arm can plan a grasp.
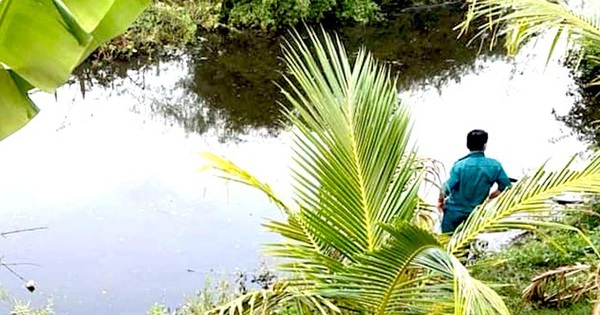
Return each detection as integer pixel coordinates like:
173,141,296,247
471,202,600,315
92,0,382,63
91,1,208,63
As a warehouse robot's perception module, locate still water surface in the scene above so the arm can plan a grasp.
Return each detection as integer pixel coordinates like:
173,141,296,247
0,7,589,315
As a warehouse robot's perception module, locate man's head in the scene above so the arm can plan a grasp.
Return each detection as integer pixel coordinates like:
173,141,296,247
467,129,488,151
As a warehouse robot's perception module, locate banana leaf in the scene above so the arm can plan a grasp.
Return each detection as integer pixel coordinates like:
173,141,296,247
0,0,150,141
0,69,38,139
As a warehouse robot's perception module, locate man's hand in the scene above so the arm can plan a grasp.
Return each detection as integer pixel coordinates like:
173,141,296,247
437,196,445,213
489,189,501,199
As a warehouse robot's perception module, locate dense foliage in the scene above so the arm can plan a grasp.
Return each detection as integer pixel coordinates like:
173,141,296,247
94,0,412,61
557,58,600,146
220,0,378,28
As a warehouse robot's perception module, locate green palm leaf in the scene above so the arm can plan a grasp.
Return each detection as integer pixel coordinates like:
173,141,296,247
280,27,421,257
204,27,517,315
447,153,600,256
315,223,509,315
207,283,343,315
456,0,600,66
200,152,341,277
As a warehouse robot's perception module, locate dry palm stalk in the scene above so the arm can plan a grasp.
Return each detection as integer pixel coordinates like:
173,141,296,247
523,264,598,306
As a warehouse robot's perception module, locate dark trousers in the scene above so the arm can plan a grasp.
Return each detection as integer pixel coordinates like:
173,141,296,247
441,210,470,233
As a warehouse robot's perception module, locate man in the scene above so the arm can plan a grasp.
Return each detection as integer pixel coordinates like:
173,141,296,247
438,129,512,233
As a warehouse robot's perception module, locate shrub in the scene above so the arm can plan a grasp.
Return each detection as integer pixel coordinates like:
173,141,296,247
95,1,198,61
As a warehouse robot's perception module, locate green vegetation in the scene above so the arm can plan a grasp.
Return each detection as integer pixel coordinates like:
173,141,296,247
148,281,235,315
92,2,199,63
0,296,55,315
458,0,600,83
198,25,600,314
222,0,378,28
0,0,150,142
469,201,600,314
94,0,381,62
10,302,54,315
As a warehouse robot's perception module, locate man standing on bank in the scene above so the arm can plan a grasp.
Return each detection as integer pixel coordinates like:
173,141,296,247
438,129,512,233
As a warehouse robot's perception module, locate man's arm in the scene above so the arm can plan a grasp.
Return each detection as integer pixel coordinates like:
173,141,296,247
438,165,460,211
437,193,445,212
489,165,512,199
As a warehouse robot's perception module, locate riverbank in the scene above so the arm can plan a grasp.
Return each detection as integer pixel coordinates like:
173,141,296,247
470,201,600,315
148,201,600,315
90,0,380,64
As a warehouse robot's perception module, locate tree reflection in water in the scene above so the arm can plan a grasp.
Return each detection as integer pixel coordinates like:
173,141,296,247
74,5,503,142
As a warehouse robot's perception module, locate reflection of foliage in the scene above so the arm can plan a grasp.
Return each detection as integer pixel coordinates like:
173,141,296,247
148,89,210,136
338,6,501,89
188,6,501,137
556,58,600,146
187,31,286,137
77,6,502,141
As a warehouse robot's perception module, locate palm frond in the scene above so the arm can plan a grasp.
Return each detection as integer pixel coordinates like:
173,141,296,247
207,282,342,315
448,153,600,256
314,223,510,315
204,26,528,315
199,152,340,275
199,152,294,215
280,27,421,258
457,0,600,64
523,264,596,306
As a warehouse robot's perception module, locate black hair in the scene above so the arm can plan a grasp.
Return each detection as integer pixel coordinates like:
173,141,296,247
467,129,488,151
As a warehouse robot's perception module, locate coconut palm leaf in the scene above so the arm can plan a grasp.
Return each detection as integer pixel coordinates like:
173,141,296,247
0,0,150,141
456,0,600,67
207,283,343,315
279,26,421,257
200,152,343,278
204,27,518,315
203,26,424,273
317,223,510,315
447,153,600,256
200,152,295,215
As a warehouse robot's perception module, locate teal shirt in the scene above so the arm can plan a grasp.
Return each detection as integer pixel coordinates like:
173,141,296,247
443,151,511,214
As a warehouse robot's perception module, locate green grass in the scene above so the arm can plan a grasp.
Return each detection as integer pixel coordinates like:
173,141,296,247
515,302,592,315
470,204,600,315
93,1,203,63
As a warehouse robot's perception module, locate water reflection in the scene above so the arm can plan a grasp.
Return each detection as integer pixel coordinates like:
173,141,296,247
555,59,600,145
3,7,588,315
75,5,500,141
186,31,286,138
338,6,500,89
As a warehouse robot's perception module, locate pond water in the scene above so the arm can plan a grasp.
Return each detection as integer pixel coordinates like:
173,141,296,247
0,6,589,315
